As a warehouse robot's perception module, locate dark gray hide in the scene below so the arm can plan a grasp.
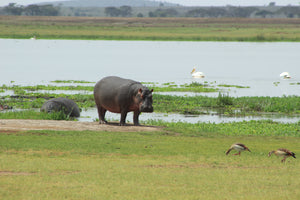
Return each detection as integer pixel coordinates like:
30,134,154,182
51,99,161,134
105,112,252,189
41,97,80,117
94,76,153,126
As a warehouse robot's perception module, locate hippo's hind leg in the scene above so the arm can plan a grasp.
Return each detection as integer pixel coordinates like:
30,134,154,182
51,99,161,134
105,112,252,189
120,110,128,126
96,104,107,124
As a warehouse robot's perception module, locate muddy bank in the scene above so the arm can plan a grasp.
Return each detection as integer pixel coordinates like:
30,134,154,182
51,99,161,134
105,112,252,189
0,119,161,132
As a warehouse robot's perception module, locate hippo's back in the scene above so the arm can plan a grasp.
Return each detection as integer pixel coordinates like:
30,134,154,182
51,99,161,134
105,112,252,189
95,76,136,90
94,76,137,97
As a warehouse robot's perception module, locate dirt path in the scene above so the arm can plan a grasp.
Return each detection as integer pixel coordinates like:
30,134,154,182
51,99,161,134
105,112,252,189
0,119,161,132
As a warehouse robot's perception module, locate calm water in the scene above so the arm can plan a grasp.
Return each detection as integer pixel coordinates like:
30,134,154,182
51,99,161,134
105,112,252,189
1,39,300,123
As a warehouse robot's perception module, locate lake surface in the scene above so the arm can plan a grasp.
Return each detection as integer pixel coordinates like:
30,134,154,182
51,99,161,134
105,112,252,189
1,39,300,123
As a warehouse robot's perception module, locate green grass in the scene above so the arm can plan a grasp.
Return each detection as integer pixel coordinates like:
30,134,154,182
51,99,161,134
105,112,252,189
0,110,74,120
145,120,300,137
0,84,95,92
1,81,300,117
0,129,299,200
153,94,300,115
1,16,300,41
2,93,300,116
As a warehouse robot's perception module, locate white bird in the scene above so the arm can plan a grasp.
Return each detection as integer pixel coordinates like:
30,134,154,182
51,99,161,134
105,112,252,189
191,67,205,78
280,72,291,79
30,36,36,40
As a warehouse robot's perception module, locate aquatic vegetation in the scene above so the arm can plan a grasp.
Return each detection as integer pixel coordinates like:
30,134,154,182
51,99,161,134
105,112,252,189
0,84,94,92
0,82,249,95
273,81,280,86
1,81,300,118
0,110,74,120
51,80,95,84
0,92,94,110
151,82,219,93
162,82,176,86
217,92,233,106
290,82,300,85
152,86,218,93
183,82,209,87
2,92,300,116
154,94,300,115
217,84,250,88
0,82,219,94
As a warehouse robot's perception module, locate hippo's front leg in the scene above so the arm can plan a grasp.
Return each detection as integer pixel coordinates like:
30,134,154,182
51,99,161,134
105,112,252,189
133,110,141,126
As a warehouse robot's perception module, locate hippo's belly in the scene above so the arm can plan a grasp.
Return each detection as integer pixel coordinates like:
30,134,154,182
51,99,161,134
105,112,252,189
102,104,121,113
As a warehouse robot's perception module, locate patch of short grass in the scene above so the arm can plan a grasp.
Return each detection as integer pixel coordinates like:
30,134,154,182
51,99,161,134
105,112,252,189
145,120,300,137
0,110,74,120
0,130,299,200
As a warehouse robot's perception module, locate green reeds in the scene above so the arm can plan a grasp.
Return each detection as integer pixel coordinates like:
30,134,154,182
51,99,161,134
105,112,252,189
2,93,300,115
0,110,73,120
1,82,300,116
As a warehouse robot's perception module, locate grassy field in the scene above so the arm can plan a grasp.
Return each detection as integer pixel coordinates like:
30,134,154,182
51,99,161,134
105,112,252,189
1,16,300,41
0,128,299,200
1,79,300,199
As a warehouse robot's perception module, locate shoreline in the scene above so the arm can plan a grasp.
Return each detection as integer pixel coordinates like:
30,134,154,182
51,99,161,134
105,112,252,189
1,16,300,42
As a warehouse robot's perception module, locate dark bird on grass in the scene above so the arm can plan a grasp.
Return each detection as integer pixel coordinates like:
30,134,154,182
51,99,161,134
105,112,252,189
226,143,251,156
268,148,296,163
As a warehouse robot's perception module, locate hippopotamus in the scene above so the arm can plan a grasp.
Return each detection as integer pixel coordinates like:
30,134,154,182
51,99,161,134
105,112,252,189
94,76,153,126
41,97,80,117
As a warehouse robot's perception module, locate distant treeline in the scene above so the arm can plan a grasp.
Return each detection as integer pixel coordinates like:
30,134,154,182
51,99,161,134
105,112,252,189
1,3,59,16
1,3,300,18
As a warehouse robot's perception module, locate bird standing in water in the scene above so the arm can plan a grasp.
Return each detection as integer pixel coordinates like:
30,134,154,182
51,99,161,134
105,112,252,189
226,143,251,156
268,148,296,163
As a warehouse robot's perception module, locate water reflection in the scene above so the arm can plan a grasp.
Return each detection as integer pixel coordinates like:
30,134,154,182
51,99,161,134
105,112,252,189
79,108,300,124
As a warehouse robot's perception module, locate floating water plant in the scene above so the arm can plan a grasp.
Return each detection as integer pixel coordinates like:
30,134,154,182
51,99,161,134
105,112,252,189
217,84,250,88
51,80,95,84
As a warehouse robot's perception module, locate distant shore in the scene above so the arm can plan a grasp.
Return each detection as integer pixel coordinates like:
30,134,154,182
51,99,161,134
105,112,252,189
1,16,300,41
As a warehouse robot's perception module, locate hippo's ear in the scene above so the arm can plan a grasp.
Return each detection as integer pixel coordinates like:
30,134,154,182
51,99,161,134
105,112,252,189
138,88,144,98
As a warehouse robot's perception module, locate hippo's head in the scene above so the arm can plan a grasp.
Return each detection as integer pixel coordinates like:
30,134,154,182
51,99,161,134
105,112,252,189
138,88,154,113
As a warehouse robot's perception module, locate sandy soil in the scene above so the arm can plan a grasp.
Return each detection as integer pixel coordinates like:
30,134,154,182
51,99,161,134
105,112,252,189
0,119,161,133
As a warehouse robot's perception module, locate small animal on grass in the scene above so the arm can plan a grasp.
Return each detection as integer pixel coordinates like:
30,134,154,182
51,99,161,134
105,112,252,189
226,143,251,156
94,76,153,126
268,148,296,163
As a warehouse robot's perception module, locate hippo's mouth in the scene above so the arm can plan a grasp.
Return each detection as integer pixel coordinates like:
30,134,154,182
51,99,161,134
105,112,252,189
140,106,153,113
